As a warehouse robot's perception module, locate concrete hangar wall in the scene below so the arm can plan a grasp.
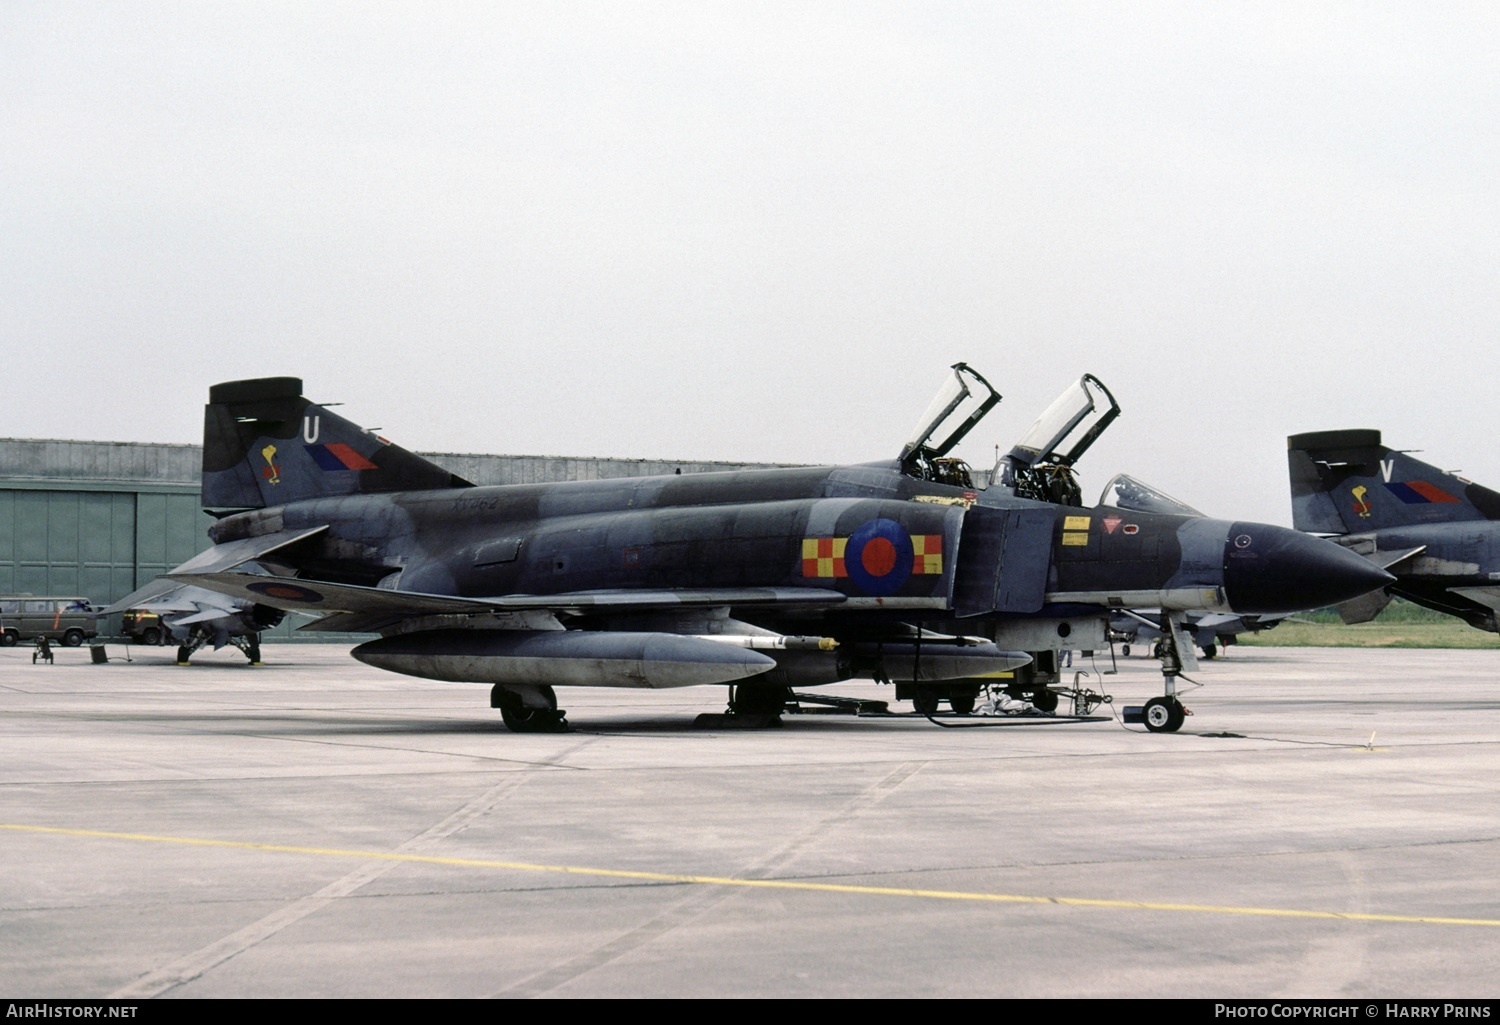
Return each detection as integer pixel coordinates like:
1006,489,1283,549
0,438,771,641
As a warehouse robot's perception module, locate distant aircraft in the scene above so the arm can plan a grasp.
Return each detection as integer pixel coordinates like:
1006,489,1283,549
1288,429,1500,632
1108,609,1284,659
144,369,1388,733
106,581,286,664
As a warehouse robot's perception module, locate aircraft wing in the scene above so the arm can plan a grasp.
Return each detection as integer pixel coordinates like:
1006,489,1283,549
174,570,850,631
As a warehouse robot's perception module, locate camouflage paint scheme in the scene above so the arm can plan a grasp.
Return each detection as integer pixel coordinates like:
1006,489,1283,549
146,375,1389,731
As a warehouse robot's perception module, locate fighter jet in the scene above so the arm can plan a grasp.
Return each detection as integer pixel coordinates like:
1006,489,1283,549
105,580,286,665
1288,429,1500,631
155,369,1390,733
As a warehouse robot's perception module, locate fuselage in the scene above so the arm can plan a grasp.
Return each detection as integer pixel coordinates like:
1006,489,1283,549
209,460,1387,624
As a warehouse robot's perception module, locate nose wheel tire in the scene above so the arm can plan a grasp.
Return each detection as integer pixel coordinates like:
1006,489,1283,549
1143,696,1186,733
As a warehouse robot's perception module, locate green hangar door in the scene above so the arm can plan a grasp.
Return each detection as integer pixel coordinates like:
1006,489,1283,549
0,490,202,603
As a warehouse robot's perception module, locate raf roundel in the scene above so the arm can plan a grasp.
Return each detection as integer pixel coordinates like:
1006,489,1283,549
844,518,915,596
247,581,325,604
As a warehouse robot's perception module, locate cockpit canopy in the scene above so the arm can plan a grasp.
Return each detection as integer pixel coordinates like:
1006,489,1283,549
999,374,1120,506
899,362,1001,488
1005,374,1120,471
898,365,1124,503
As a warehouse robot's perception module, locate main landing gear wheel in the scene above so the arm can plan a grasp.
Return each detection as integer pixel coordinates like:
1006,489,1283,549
1143,696,1186,733
492,684,567,733
1029,687,1059,713
732,683,791,716
911,686,941,716
1201,643,1218,660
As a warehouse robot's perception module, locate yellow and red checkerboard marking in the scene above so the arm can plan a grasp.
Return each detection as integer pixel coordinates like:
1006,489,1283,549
801,537,847,578
911,534,942,574
803,534,944,577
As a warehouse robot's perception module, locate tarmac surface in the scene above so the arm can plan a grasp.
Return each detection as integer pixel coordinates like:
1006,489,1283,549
3,641,1500,999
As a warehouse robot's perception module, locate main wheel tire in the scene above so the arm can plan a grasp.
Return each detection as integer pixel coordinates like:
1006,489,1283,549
63,629,84,647
1143,696,1185,733
1121,643,1131,656
734,684,790,716
495,685,565,733
1030,688,1059,713
499,704,565,733
176,646,192,665
1201,643,1218,659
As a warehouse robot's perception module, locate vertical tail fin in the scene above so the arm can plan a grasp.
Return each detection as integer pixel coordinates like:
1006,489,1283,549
202,377,472,511
1288,429,1500,533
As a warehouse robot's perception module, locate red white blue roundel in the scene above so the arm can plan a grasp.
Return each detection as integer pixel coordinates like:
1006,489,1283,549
845,518,914,596
247,581,325,604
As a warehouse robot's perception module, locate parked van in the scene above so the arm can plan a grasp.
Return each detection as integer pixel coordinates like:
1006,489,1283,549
120,608,167,645
0,596,98,647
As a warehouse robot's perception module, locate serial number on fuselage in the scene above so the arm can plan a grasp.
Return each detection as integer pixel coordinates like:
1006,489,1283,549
451,496,504,514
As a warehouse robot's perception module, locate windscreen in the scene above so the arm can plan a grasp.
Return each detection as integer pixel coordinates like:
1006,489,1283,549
1098,473,1205,517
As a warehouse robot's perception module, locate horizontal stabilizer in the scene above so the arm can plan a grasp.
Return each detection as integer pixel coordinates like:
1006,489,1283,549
101,578,190,616
171,606,237,626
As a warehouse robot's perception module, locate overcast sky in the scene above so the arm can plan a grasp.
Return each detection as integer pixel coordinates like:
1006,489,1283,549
4,2,1497,525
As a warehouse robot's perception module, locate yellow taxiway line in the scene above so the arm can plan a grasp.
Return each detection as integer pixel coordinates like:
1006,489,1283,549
6,821,1498,928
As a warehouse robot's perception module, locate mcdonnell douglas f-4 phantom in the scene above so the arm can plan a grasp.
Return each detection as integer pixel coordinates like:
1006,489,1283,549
162,367,1390,733
1289,429,1500,632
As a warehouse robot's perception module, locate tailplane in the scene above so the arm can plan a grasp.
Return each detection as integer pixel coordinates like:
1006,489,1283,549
1288,429,1500,534
202,377,472,511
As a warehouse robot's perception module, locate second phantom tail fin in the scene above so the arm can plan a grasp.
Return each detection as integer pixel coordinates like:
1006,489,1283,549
1287,429,1500,534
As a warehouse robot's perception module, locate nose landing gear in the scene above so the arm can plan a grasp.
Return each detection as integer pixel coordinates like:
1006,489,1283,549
1137,612,1197,734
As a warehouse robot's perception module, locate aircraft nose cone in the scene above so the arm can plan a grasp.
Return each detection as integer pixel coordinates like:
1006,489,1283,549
1222,522,1394,614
